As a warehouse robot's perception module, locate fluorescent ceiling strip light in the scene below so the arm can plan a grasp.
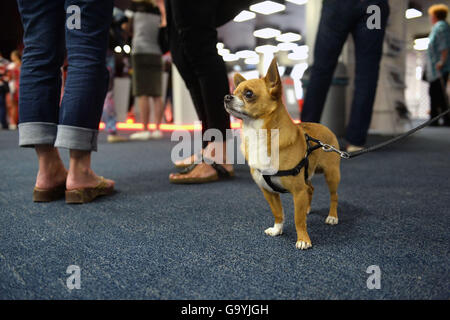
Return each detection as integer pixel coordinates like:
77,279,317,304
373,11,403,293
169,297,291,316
255,44,279,54
223,53,239,62
234,10,256,22
250,1,286,15
405,8,422,19
276,32,302,42
218,48,230,56
277,42,298,51
236,50,258,59
253,27,282,39
286,0,308,5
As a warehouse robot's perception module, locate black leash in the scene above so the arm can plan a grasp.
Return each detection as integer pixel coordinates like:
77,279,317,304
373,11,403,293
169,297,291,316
341,108,450,159
322,75,450,159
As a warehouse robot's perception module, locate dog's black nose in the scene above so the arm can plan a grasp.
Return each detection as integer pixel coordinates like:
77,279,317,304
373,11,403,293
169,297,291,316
224,95,233,103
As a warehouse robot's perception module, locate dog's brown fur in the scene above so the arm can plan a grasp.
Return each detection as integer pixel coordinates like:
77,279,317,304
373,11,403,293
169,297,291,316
225,58,341,249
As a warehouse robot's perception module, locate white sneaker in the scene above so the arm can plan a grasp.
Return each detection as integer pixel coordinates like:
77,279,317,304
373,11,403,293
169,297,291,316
8,124,17,130
107,134,128,143
130,131,152,141
151,130,163,139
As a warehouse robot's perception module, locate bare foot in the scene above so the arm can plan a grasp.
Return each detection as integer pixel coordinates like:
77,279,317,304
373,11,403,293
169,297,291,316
66,150,114,191
35,145,67,189
66,167,115,191
169,162,233,181
35,162,67,189
174,152,202,167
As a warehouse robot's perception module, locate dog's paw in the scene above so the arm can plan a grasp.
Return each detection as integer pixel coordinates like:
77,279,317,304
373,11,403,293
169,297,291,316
264,223,283,237
325,216,338,225
295,241,312,250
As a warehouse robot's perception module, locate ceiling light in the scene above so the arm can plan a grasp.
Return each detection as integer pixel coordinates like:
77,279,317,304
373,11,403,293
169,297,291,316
276,32,302,42
245,57,260,65
234,10,256,22
413,38,429,51
289,46,309,60
405,8,422,19
222,53,239,62
277,42,298,51
236,50,258,59
255,44,279,54
250,1,286,15
218,48,230,56
216,42,224,50
253,27,282,39
114,46,122,53
123,45,131,54
286,0,308,5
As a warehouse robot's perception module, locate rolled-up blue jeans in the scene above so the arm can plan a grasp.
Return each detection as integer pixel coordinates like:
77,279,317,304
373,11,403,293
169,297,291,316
17,0,113,151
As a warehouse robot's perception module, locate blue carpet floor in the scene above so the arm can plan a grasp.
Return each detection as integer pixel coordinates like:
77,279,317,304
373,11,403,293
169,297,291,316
0,127,449,299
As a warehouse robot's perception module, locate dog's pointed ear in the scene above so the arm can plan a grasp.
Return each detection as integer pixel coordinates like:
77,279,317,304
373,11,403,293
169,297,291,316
234,73,246,88
264,58,282,99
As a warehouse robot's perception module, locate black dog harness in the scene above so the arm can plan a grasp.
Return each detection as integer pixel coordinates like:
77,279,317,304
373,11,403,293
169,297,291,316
259,134,325,194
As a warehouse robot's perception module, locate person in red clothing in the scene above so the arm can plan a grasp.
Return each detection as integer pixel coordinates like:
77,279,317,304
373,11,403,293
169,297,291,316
0,52,10,129
8,50,21,129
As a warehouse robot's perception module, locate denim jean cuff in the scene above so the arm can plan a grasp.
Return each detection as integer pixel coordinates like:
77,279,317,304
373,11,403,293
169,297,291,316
18,122,57,147
54,125,99,151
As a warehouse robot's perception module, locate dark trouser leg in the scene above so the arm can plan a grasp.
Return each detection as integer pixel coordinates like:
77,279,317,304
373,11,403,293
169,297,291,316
16,0,65,147
429,79,441,123
169,0,230,138
301,2,350,123
345,1,389,146
0,93,8,129
168,16,208,146
55,0,113,151
429,73,450,125
442,73,450,125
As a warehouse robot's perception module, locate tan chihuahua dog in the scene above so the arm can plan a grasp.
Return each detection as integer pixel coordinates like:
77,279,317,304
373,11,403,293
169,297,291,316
224,58,341,250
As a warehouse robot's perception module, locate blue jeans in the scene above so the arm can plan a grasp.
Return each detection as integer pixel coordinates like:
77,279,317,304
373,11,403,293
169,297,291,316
17,0,113,151
301,0,390,146
101,52,117,134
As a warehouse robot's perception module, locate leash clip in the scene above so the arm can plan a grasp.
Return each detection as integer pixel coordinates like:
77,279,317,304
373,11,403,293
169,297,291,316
321,144,350,159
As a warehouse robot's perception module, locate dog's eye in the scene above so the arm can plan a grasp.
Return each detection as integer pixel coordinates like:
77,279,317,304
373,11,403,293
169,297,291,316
244,90,254,99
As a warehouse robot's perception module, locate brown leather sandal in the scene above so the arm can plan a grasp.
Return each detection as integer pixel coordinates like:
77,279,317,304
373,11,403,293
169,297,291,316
65,176,114,204
174,152,202,169
33,184,66,202
169,161,234,184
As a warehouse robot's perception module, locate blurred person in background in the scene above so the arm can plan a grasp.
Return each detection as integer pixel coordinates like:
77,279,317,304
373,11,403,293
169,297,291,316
301,0,390,152
128,0,166,141
162,53,173,124
0,52,9,129
7,50,21,130
167,0,253,183
426,4,450,127
17,0,115,203
102,7,130,143
102,49,128,143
